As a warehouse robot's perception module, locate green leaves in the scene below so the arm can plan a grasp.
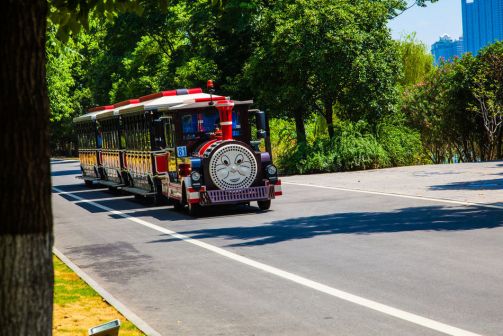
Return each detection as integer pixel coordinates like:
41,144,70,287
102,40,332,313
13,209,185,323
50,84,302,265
386,0,440,18
416,0,439,7
396,33,434,87
49,0,145,41
247,0,400,124
402,42,503,162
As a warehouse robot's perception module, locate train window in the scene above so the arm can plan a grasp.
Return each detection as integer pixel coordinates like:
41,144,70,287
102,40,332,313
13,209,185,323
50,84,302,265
202,110,220,132
96,122,103,148
182,110,220,140
119,118,126,149
124,114,151,151
164,117,174,149
232,109,241,137
152,119,165,150
143,116,150,150
133,117,138,149
101,118,119,150
182,114,196,140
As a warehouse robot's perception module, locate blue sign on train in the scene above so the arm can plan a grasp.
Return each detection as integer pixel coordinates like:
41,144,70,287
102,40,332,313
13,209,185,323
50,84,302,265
176,146,188,157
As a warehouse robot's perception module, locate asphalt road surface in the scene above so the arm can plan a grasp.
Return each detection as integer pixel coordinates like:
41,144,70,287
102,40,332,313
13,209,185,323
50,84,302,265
52,160,503,336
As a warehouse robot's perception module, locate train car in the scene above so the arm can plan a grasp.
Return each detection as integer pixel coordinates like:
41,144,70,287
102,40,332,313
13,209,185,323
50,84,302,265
95,99,141,188
75,84,282,214
73,105,113,186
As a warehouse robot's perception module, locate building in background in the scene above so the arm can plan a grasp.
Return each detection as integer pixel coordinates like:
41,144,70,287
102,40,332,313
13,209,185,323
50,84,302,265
462,0,503,54
431,35,464,64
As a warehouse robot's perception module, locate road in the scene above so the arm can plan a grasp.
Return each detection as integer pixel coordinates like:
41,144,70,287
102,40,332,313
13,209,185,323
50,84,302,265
52,160,503,336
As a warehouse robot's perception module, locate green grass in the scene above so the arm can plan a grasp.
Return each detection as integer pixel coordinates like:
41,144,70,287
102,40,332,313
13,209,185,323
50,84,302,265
53,255,145,336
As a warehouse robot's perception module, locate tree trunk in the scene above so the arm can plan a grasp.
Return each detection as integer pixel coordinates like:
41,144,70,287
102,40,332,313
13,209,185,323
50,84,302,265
0,1,53,335
496,128,502,159
323,98,335,139
293,107,307,145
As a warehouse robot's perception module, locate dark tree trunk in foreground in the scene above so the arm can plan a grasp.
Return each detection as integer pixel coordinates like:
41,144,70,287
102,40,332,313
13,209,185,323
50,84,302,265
0,1,53,335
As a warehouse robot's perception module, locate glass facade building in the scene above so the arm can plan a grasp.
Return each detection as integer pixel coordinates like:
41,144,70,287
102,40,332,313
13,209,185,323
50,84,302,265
462,0,503,54
431,35,464,65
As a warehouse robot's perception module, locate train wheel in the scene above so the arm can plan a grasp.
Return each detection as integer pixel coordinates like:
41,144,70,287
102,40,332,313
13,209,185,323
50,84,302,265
173,199,184,211
187,202,201,217
257,200,271,211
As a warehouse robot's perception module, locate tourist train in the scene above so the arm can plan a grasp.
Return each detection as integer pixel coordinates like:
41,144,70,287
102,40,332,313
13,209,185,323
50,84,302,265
73,81,282,215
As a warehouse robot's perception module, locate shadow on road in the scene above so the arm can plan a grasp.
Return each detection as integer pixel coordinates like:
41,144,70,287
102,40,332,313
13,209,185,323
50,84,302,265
51,160,79,165
109,204,264,222
53,183,162,212
51,169,82,176
430,178,503,191
148,204,503,247
52,183,102,193
56,189,119,201
74,197,167,213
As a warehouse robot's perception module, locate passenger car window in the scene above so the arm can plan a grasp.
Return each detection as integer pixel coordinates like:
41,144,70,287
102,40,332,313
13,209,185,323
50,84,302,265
164,117,174,148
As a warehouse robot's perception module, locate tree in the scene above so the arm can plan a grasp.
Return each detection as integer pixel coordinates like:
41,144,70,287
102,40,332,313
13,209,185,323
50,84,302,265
0,1,165,334
469,42,503,159
47,27,86,155
396,33,434,87
245,0,401,141
390,0,440,18
244,24,314,145
1,1,53,335
402,44,503,163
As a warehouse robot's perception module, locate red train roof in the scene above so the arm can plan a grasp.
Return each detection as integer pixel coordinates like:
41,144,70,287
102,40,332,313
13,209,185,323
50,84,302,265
113,99,140,108
87,105,114,113
138,87,202,102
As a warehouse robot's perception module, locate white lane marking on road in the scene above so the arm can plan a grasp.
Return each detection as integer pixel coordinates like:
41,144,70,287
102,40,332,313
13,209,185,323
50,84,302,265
53,188,108,195
283,181,503,210
74,196,134,203
53,186,484,336
53,248,162,336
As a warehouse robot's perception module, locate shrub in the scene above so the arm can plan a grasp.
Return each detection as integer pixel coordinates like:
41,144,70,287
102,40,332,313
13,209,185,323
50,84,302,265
332,120,390,171
377,120,424,166
271,118,424,175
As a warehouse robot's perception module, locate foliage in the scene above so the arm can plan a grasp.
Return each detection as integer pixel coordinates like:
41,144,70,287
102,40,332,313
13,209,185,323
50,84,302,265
469,43,503,157
396,33,434,87
245,0,402,142
402,42,503,162
377,115,425,166
271,118,422,175
46,27,90,154
48,0,165,41
388,0,440,18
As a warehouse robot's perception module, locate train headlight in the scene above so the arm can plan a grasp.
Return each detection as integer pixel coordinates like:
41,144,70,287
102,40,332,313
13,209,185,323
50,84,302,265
191,171,201,182
266,165,277,176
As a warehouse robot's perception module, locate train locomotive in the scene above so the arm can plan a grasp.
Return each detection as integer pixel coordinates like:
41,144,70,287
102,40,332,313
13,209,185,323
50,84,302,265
73,82,282,215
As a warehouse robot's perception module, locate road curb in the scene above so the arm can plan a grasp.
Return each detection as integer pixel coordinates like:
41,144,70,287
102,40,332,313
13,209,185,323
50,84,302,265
53,247,162,336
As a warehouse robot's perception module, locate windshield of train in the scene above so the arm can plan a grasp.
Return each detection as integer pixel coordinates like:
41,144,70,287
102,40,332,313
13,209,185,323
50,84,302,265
181,109,241,141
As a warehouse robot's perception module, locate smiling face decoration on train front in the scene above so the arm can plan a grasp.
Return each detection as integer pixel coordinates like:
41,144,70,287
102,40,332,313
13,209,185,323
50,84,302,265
208,144,257,190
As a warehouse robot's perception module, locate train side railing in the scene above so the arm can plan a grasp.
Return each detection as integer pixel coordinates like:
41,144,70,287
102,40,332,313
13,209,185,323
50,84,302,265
78,149,100,178
101,149,121,170
123,150,169,177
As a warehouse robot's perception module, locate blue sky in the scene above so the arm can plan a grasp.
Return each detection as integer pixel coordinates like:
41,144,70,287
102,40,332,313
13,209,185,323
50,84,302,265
388,0,463,49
